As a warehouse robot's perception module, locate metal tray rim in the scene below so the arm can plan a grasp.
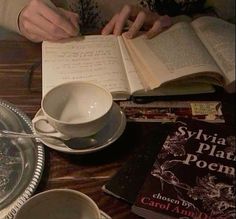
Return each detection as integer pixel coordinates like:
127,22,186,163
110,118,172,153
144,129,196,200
0,99,44,219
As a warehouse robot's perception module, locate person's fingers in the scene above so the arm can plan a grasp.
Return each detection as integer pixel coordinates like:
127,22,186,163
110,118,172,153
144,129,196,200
142,11,159,26
146,15,172,39
19,0,80,41
36,0,78,36
101,14,119,35
124,11,146,39
24,33,42,43
19,7,71,42
145,19,162,39
102,4,172,39
58,8,80,30
25,13,71,39
20,20,60,42
102,4,150,36
160,15,172,28
113,4,133,35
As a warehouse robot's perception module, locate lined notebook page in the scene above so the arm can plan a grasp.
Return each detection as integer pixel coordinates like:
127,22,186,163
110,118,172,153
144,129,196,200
42,35,130,97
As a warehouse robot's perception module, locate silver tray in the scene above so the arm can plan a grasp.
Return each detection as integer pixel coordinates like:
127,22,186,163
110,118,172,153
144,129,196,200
0,99,44,219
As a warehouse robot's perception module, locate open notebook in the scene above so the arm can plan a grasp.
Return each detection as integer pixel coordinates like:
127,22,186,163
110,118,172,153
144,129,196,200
42,16,235,99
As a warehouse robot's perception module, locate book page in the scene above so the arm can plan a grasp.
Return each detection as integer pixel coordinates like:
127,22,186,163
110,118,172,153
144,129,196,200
124,22,223,89
191,16,235,92
117,36,144,94
42,35,130,98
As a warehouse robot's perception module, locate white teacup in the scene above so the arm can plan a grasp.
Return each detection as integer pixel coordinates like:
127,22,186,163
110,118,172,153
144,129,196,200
14,189,110,219
32,81,113,139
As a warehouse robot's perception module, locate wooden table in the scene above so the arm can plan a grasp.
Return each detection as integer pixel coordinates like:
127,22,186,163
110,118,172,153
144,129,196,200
0,29,235,219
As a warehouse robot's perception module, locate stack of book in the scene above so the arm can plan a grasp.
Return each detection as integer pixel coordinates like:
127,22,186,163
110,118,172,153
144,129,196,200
103,117,236,219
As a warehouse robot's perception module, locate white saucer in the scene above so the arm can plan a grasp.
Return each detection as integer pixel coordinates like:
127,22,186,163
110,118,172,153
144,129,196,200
33,102,126,154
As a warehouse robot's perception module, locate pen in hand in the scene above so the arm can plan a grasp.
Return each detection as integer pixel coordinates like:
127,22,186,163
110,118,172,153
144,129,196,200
18,0,80,42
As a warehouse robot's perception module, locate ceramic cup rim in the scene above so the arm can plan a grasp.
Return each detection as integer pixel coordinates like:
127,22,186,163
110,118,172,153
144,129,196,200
15,188,101,218
41,81,113,125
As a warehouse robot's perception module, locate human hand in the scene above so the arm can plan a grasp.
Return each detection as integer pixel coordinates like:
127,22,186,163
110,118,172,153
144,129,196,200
101,4,172,39
18,0,80,42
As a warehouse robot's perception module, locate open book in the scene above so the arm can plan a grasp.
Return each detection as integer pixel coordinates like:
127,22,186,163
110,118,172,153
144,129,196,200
42,16,235,99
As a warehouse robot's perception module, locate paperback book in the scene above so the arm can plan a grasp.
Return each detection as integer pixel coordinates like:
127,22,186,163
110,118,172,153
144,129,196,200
132,117,236,219
102,124,170,204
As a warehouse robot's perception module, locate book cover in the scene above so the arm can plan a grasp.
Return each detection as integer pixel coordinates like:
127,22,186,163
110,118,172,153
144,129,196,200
102,124,171,204
119,101,224,123
132,117,236,219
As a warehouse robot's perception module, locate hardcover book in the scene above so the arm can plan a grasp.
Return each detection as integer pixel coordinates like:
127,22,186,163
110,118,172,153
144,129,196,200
119,101,225,123
42,16,235,99
132,117,236,219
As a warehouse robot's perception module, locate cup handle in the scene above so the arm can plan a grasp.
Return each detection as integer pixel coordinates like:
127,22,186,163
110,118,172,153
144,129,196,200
32,115,66,139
